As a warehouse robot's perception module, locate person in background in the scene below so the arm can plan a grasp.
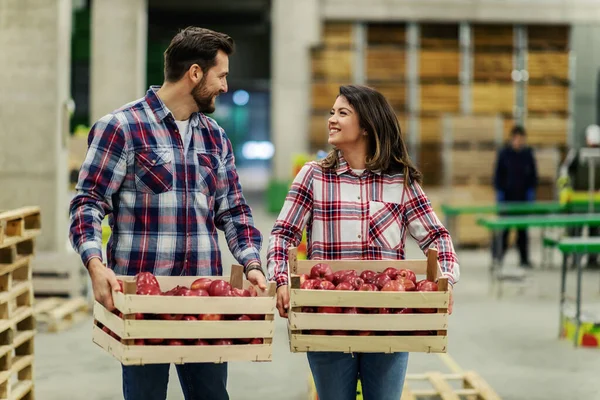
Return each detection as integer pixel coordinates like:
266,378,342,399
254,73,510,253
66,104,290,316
267,84,459,400
492,125,538,268
557,124,600,269
69,27,266,400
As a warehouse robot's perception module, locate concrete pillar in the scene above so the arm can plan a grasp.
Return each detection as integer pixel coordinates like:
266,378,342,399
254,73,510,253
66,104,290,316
90,0,148,122
0,0,72,253
270,0,321,181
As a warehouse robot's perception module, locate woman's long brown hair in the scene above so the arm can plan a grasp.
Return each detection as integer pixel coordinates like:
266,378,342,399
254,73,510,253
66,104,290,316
320,85,422,185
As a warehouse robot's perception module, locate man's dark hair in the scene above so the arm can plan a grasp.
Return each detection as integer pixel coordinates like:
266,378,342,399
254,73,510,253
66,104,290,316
163,27,234,82
511,125,526,136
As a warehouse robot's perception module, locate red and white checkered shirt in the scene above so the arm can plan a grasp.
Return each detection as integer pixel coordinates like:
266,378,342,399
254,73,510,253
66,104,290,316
267,156,460,287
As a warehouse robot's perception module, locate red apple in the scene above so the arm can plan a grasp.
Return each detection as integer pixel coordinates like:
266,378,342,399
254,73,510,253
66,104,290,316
316,280,336,290
317,306,342,313
116,280,124,292
347,276,365,290
335,282,354,291
135,272,160,289
356,331,373,336
237,315,252,321
372,273,391,290
332,270,357,285
200,314,223,321
359,270,377,284
395,308,413,314
160,313,183,321
190,277,213,291
146,338,164,345
249,338,264,344
247,286,258,297
396,277,416,291
135,313,144,320
190,289,209,297
300,279,319,289
310,263,334,282
134,339,145,345
195,339,210,346
167,339,185,346
382,267,400,279
213,339,234,346
299,274,310,285
136,284,161,296
301,306,316,313
343,307,358,314
358,283,377,291
381,280,405,292
230,287,251,297
397,269,417,284
182,315,198,321
208,280,232,297
417,280,439,313
310,330,328,335
248,314,265,320
331,330,348,336
378,308,392,314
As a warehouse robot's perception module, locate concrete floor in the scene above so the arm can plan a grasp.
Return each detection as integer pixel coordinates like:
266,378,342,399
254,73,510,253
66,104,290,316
34,193,600,400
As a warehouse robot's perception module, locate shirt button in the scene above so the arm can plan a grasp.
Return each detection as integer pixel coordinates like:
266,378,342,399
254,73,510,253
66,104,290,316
357,196,361,200
358,234,362,238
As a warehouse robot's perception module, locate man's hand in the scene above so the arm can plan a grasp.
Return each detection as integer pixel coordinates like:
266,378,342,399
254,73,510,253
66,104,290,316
246,269,268,291
276,285,290,318
88,258,121,311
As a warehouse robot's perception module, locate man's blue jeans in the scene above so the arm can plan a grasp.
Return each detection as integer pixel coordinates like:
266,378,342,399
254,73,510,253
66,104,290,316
122,362,228,400
307,352,409,400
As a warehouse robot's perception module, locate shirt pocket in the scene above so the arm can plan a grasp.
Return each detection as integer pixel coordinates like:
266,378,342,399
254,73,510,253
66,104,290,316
134,149,174,194
196,152,220,196
368,200,405,250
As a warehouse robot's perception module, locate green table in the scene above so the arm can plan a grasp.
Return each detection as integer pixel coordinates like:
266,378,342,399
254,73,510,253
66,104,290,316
477,213,600,297
557,237,600,348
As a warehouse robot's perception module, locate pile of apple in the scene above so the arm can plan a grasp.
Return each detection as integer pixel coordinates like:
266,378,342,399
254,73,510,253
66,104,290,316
98,272,265,346
298,263,440,336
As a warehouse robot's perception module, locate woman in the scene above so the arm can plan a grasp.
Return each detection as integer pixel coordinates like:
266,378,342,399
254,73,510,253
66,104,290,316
267,84,459,400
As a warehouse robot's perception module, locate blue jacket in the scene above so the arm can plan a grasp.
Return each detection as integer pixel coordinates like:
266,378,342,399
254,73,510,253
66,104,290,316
494,145,538,202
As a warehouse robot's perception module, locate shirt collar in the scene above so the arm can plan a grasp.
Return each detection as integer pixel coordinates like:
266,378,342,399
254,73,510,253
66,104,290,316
145,85,201,128
334,152,382,176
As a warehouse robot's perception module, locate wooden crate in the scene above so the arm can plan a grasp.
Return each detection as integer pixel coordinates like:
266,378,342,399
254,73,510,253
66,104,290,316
528,24,570,51
311,48,353,81
472,24,514,49
420,24,459,49
312,82,341,111
518,116,568,146
322,22,354,47
528,52,569,81
367,23,406,45
287,248,450,354
527,85,569,113
92,266,277,365
420,84,460,113
34,297,89,333
419,51,460,79
472,83,515,114
370,83,406,110
420,117,441,144
473,51,513,81
450,149,497,184
446,115,502,145
366,48,405,81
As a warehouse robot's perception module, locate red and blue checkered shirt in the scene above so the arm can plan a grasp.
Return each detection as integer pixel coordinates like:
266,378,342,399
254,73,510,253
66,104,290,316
69,86,262,277
267,157,460,287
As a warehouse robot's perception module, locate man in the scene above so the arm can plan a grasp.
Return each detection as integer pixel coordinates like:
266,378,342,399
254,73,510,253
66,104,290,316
69,27,266,400
558,124,600,269
492,125,538,268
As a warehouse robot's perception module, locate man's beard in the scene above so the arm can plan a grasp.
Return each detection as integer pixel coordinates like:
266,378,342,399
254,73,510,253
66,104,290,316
192,77,218,114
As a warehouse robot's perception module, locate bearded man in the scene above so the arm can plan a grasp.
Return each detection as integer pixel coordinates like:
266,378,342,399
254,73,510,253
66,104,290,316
69,27,266,400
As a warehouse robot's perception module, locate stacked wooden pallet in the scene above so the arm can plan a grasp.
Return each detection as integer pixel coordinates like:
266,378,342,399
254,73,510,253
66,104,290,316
0,207,38,400
525,25,570,147
310,22,355,150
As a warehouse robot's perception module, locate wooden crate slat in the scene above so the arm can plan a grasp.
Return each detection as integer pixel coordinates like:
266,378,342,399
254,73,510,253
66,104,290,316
420,84,460,113
312,82,342,111
448,115,501,143
472,83,514,114
420,117,441,144
290,289,448,309
366,48,405,81
528,24,570,50
515,116,567,146
527,85,569,113
368,82,406,110
473,51,512,81
289,312,447,331
528,51,569,81
322,22,354,47
290,334,447,353
92,325,272,365
311,48,353,81
472,24,514,49
419,51,459,78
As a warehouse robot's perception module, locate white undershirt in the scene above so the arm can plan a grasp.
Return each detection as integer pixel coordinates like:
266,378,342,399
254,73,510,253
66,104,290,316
175,119,192,160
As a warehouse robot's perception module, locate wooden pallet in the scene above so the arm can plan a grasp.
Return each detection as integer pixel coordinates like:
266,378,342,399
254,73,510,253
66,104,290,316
32,267,88,299
367,23,406,46
0,208,41,249
34,297,89,333
472,24,513,49
367,48,405,81
420,84,460,113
